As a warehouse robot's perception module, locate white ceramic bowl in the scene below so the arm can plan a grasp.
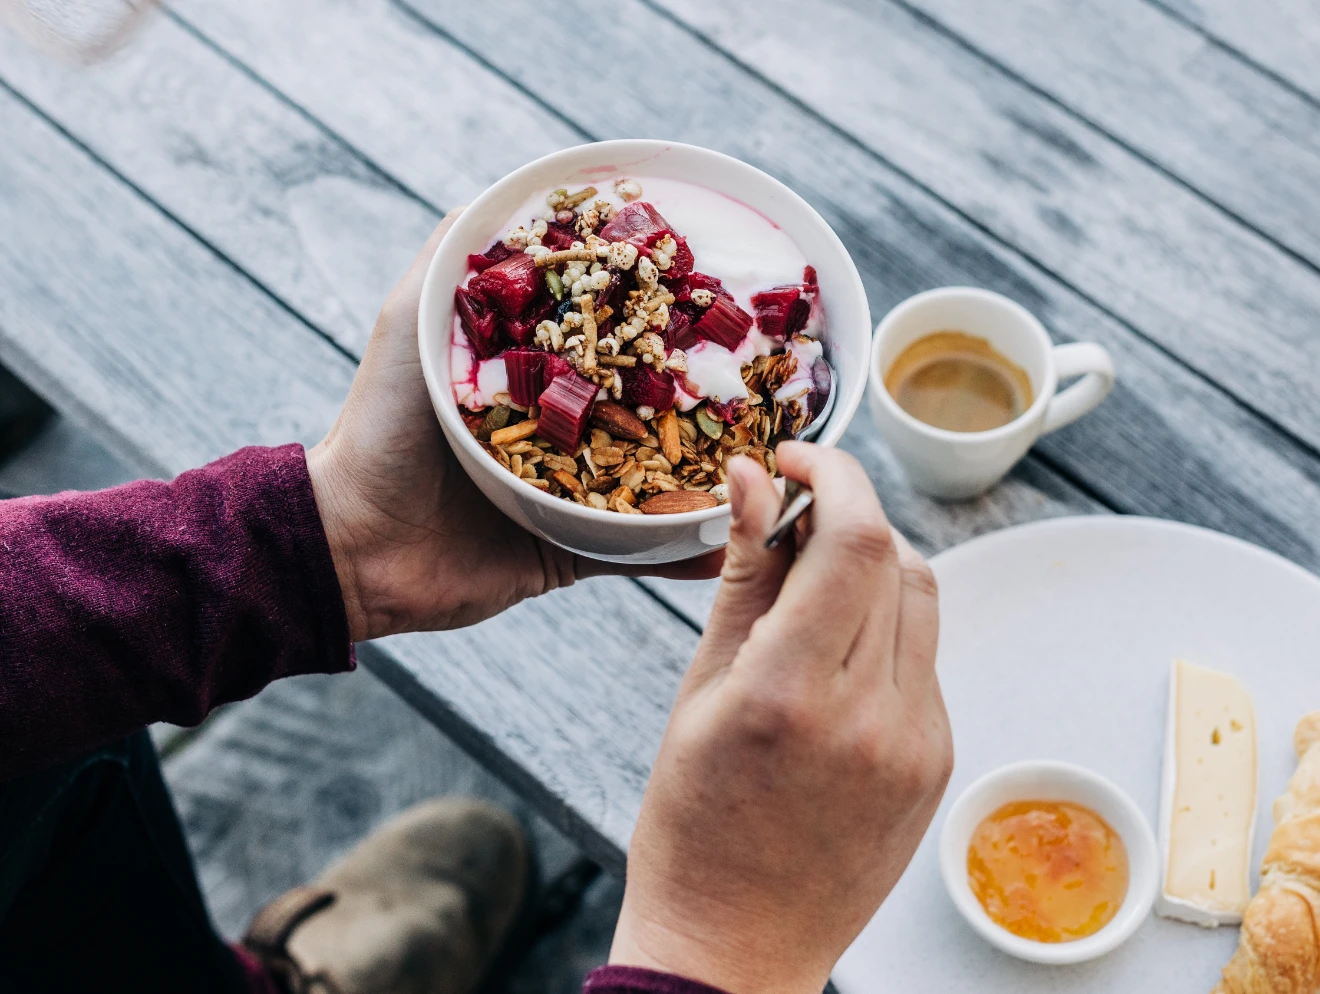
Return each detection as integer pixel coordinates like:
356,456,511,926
939,760,1158,965
417,140,870,564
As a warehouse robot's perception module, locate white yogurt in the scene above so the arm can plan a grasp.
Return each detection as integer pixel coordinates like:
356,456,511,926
451,327,510,409
773,337,824,404
682,341,749,407
497,176,809,323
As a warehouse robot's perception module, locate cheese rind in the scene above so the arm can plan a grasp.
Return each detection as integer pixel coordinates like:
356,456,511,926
1155,658,1257,926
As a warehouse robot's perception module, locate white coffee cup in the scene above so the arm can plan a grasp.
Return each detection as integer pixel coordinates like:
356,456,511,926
868,287,1114,499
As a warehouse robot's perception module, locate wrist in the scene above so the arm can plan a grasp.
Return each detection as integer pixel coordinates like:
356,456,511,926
305,441,369,642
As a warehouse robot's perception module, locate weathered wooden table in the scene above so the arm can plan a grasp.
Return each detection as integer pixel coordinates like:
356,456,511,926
3,0,1318,889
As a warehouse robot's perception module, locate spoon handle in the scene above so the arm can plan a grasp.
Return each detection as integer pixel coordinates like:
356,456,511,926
764,480,814,549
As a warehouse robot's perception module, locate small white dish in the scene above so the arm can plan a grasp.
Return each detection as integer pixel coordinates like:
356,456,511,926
939,759,1158,966
417,139,870,564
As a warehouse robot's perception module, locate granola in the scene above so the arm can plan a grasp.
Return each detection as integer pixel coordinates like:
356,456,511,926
452,177,830,514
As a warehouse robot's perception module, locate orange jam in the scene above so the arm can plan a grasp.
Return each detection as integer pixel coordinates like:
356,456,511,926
967,800,1128,943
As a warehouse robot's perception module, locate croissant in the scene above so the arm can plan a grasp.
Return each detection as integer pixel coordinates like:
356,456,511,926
1214,712,1320,994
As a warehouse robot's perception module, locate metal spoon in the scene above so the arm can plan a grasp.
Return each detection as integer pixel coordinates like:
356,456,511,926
764,360,836,549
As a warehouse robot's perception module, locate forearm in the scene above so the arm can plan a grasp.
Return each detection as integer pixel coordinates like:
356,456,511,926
0,444,353,780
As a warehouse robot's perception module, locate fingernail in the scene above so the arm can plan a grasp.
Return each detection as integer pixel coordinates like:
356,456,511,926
729,464,746,524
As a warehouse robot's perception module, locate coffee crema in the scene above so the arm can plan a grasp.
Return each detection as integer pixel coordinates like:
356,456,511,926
884,331,1033,432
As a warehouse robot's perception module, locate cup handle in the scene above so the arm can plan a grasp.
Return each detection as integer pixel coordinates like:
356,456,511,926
1041,342,1114,435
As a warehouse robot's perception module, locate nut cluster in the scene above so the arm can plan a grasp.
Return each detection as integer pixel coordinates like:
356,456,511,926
465,349,810,514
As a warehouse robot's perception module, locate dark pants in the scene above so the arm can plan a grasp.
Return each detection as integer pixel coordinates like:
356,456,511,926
0,731,250,993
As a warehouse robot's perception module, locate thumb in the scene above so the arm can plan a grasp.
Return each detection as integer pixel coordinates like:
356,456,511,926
684,456,793,689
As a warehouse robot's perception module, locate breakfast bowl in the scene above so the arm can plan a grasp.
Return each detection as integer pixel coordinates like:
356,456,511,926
939,760,1159,966
417,139,870,564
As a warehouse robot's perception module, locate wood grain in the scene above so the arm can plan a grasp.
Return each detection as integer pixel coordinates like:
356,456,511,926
625,0,1320,452
0,12,438,357
897,0,1320,265
1152,0,1320,104
166,0,583,209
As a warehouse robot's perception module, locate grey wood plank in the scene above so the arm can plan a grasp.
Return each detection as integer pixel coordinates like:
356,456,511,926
372,0,1320,571
0,87,353,470
0,0,1103,584
1152,0,1320,104
0,81,704,867
569,0,1320,454
0,14,435,358
894,0,1320,265
165,0,581,213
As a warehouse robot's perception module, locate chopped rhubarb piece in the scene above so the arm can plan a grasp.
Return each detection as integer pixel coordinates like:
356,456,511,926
468,253,542,318
621,366,676,411
541,221,578,252
599,201,672,244
664,306,702,352
503,348,548,406
537,372,599,452
707,398,746,424
467,241,515,273
455,287,502,359
694,295,754,350
751,285,811,340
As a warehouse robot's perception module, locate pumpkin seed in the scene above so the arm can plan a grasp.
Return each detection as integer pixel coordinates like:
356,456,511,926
479,405,512,441
545,269,564,301
696,404,724,440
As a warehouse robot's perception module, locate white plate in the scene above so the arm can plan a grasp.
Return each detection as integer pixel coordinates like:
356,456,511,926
834,515,1320,993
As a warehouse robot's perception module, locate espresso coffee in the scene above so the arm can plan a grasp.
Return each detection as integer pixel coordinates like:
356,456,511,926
884,331,1033,432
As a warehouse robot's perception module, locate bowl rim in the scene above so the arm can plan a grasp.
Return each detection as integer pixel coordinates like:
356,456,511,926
418,138,869,528
938,759,1159,966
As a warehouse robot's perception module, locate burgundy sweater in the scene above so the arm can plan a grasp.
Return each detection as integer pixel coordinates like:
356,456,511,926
0,444,724,994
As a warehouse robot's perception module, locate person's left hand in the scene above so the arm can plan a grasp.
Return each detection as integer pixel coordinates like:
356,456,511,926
307,211,722,641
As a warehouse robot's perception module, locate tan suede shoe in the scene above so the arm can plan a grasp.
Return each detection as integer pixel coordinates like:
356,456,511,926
243,798,529,994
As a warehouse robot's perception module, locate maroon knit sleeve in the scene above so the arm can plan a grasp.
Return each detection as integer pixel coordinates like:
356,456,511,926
0,444,353,780
583,966,732,994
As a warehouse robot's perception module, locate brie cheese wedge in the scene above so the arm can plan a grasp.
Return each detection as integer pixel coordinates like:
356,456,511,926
1155,658,1257,926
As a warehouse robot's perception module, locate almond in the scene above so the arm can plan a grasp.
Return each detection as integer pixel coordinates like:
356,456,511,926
490,418,539,446
550,469,584,496
658,408,683,466
641,490,720,515
591,401,649,441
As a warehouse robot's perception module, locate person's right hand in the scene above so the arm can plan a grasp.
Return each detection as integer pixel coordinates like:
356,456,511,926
609,443,953,994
